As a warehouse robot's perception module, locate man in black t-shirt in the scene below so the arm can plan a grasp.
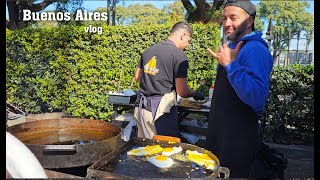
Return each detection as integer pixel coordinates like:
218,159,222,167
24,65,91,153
133,22,205,138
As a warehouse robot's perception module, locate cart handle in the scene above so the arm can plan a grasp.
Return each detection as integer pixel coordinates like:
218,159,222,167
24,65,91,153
217,166,230,178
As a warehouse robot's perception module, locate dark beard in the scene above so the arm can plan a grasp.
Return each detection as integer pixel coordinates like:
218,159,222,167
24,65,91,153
225,20,248,42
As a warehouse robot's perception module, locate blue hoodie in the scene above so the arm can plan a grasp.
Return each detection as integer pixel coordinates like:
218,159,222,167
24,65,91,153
222,31,273,115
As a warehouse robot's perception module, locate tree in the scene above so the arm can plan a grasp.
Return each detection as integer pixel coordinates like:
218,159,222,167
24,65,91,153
180,0,222,23
253,9,264,32
180,0,264,32
162,1,186,23
257,0,314,60
98,3,170,26
114,6,127,25
6,0,82,30
36,19,58,28
95,6,128,25
124,4,168,25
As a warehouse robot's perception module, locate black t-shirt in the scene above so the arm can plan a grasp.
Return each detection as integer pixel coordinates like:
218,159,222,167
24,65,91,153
138,40,189,96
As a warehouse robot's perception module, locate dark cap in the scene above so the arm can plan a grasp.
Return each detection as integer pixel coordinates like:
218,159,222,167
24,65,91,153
223,0,256,30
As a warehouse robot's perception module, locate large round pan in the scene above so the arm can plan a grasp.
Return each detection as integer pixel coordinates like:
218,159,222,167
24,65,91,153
6,118,122,168
152,136,230,178
87,136,230,178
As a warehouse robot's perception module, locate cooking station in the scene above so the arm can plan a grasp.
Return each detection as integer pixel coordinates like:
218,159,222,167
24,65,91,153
86,137,229,179
6,96,223,179
110,98,211,137
112,101,210,120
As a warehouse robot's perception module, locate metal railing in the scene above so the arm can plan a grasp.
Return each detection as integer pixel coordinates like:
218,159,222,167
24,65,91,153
271,36,314,66
264,18,314,66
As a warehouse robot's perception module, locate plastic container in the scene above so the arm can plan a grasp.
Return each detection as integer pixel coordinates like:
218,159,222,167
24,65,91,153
109,94,137,104
209,85,214,100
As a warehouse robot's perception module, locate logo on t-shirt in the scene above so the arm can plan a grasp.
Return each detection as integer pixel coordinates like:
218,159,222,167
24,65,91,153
144,56,159,75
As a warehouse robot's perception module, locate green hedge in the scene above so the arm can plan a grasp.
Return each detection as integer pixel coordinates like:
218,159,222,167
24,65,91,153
6,24,313,144
6,23,220,119
262,64,314,145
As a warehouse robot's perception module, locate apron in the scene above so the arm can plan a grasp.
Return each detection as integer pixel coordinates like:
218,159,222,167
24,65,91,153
207,64,259,178
134,91,177,139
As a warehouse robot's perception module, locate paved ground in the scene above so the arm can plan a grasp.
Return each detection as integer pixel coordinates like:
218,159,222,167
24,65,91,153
193,139,314,178
269,143,314,178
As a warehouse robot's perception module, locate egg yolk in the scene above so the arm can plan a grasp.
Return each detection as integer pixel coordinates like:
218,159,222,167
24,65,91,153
142,145,163,155
145,146,154,151
205,161,216,169
163,147,173,152
145,145,160,151
201,154,212,160
188,153,212,161
155,155,168,161
130,149,140,154
187,151,216,170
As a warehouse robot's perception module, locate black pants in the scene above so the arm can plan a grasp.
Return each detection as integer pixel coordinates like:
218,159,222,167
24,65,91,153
154,106,179,137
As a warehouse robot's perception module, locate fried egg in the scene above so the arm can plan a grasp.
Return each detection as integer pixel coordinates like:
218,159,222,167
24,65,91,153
147,155,174,168
162,146,183,156
127,145,163,156
186,150,217,170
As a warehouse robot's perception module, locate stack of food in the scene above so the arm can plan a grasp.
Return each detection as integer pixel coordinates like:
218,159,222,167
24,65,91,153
178,97,208,109
127,145,217,170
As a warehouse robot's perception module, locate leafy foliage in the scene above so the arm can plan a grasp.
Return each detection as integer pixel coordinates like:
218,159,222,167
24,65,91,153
257,0,314,59
261,65,314,145
180,0,264,30
6,23,220,120
34,2,187,28
114,2,187,25
163,1,186,23
6,24,314,144
6,0,83,29
114,4,169,25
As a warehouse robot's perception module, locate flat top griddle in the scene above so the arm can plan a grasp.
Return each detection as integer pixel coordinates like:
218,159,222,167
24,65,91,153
87,137,229,179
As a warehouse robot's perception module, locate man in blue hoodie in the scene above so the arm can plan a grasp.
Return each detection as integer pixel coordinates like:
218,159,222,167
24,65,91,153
206,0,273,178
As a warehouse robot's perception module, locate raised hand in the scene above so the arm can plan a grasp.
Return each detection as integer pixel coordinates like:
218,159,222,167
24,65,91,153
207,41,243,67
